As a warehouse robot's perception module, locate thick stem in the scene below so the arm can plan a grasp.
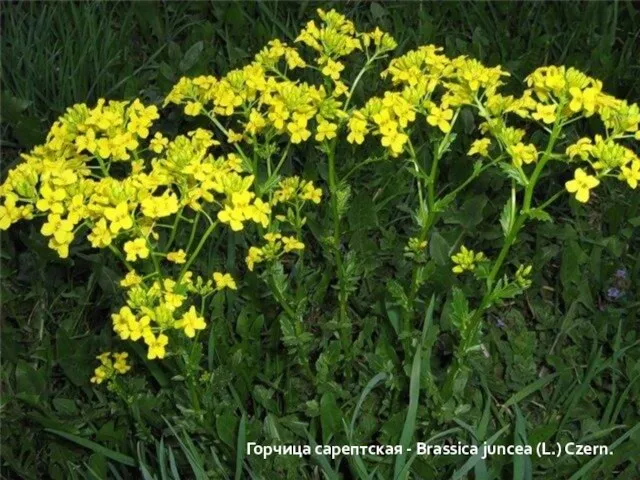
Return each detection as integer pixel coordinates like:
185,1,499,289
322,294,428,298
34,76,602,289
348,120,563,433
327,141,348,344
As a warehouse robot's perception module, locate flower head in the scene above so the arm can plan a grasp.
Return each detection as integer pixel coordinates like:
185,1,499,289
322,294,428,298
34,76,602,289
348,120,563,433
565,168,599,203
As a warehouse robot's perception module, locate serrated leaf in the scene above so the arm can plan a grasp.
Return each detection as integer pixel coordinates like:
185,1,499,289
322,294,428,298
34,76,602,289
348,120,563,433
500,163,528,186
500,199,515,237
528,208,553,223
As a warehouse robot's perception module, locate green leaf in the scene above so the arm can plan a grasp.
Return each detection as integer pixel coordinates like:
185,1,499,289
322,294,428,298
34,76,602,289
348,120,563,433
513,406,533,480
179,41,204,72
429,231,450,266
451,425,509,480
216,410,239,448
15,359,46,397
502,373,559,408
320,392,342,443
528,208,553,223
56,327,93,386
500,199,515,237
236,309,264,340
448,194,488,229
394,296,434,478
235,414,246,480
500,163,528,186
44,429,136,467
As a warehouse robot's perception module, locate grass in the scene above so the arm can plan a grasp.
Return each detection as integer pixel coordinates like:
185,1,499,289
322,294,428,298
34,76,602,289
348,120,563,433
1,1,640,479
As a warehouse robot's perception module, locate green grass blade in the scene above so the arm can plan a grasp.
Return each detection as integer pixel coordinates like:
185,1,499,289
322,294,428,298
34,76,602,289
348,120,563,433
44,428,136,467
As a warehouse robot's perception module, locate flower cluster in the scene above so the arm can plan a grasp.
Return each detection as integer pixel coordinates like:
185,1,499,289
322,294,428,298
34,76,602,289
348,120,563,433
90,352,131,385
451,246,487,274
347,46,510,156
164,10,395,150
246,233,305,272
2,9,639,384
113,270,236,359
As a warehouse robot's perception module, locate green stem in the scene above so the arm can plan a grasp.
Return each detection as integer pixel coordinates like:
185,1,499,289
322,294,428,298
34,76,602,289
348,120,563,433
326,140,348,344
165,206,185,252
344,54,377,111
259,143,290,195
204,110,253,173
444,107,566,400
179,220,218,280
407,139,425,206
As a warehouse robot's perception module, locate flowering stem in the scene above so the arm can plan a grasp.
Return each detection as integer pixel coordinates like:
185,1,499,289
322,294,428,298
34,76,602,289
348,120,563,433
407,140,425,206
404,114,462,331
179,220,218,280
204,111,253,173
165,205,185,252
523,106,564,213
326,140,349,343
344,53,378,111
107,244,134,273
443,111,565,401
184,211,202,256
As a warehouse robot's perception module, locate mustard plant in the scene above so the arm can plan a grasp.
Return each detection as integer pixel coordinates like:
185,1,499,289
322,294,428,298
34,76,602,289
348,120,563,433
1,9,638,415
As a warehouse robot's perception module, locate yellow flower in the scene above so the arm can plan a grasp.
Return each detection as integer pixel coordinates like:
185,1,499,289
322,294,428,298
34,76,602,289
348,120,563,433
176,306,206,338
321,59,344,80
113,352,131,374
509,142,538,167
532,103,556,124
141,194,179,219
213,272,237,290
315,121,338,141
566,138,593,160
184,101,203,116
124,238,150,262
90,365,109,384
380,125,408,156
249,198,271,228
36,185,66,213
301,182,322,204
282,236,305,252
120,270,142,287
150,132,169,153
144,333,169,360
227,129,244,143
426,105,454,133
620,160,640,189
246,246,263,271
347,114,367,144
287,116,311,144
167,249,187,264
568,85,599,115
104,202,133,234
129,315,151,341
565,168,599,203
468,138,491,157
217,205,245,231
88,218,113,248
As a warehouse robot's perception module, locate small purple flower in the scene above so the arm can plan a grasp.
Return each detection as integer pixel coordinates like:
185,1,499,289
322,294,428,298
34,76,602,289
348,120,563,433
615,268,627,280
495,318,505,328
607,287,622,300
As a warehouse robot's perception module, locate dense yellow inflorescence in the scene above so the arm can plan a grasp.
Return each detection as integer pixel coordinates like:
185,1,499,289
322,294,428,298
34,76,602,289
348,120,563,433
1,9,638,380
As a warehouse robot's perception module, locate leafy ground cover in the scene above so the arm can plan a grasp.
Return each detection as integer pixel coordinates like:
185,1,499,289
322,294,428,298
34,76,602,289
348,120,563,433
1,2,639,479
